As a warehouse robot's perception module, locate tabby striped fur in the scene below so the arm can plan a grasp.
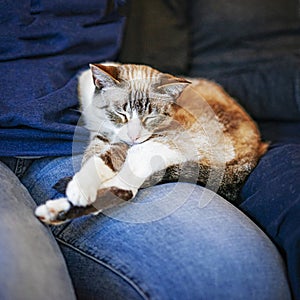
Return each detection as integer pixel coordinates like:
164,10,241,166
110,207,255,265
35,63,267,224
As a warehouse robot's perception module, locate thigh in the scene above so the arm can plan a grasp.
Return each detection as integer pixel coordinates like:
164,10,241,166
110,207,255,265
40,180,291,299
241,143,300,300
0,161,75,300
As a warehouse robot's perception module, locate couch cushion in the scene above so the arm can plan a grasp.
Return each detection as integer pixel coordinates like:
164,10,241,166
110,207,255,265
258,121,300,144
189,0,300,121
119,0,189,74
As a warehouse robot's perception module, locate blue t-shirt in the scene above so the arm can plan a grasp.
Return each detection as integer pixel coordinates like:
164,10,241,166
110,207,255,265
0,0,126,156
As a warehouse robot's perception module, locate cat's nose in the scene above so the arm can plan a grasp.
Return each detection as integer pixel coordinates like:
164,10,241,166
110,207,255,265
127,118,142,143
128,132,141,143
129,136,140,144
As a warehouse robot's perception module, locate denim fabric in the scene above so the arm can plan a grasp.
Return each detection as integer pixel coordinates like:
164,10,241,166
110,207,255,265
240,143,300,300
0,157,35,178
6,156,290,299
0,161,76,300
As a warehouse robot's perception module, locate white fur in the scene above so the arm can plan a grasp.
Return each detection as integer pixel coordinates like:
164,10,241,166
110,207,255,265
78,69,94,111
78,63,124,141
116,110,152,145
35,198,70,224
66,155,115,206
102,140,190,191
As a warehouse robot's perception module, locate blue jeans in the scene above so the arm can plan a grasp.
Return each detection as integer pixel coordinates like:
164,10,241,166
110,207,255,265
0,156,291,300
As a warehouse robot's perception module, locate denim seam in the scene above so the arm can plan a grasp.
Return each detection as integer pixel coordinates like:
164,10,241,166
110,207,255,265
56,237,150,300
15,158,25,177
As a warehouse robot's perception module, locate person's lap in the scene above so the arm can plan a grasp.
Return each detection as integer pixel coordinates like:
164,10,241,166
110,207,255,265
18,155,291,299
0,161,76,300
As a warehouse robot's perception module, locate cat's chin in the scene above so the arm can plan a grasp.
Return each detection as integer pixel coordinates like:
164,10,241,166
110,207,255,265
122,140,141,146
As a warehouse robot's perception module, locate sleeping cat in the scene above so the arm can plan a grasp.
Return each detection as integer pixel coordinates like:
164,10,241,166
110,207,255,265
35,63,268,225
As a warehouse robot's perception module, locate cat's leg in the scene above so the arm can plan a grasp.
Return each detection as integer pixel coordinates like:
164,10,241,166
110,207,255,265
35,138,128,224
36,139,193,224
66,139,128,206
34,157,111,224
100,139,194,200
35,156,118,224
66,155,115,206
66,138,188,207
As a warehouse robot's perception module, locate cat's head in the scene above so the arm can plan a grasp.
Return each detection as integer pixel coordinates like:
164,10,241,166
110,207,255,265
86,63,190,145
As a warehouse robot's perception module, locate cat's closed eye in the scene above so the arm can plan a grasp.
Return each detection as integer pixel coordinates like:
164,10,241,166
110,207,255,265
143,115,156,124
115,111,128,123
107,110,128,125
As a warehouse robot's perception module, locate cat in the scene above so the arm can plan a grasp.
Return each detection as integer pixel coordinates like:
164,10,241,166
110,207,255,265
35,63,268,225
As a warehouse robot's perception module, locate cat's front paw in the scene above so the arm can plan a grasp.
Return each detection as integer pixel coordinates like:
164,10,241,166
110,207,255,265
66,177,97,207
35,198,71,225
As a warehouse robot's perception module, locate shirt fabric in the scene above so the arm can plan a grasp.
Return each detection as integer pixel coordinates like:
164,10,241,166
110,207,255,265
0,0,126,156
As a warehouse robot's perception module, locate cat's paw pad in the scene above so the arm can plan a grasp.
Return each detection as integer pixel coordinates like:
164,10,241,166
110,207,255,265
66,178,97,207
35,198,71,225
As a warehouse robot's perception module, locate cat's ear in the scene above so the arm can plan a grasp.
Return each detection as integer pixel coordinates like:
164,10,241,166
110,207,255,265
89,64,120,89
157,75,191,99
